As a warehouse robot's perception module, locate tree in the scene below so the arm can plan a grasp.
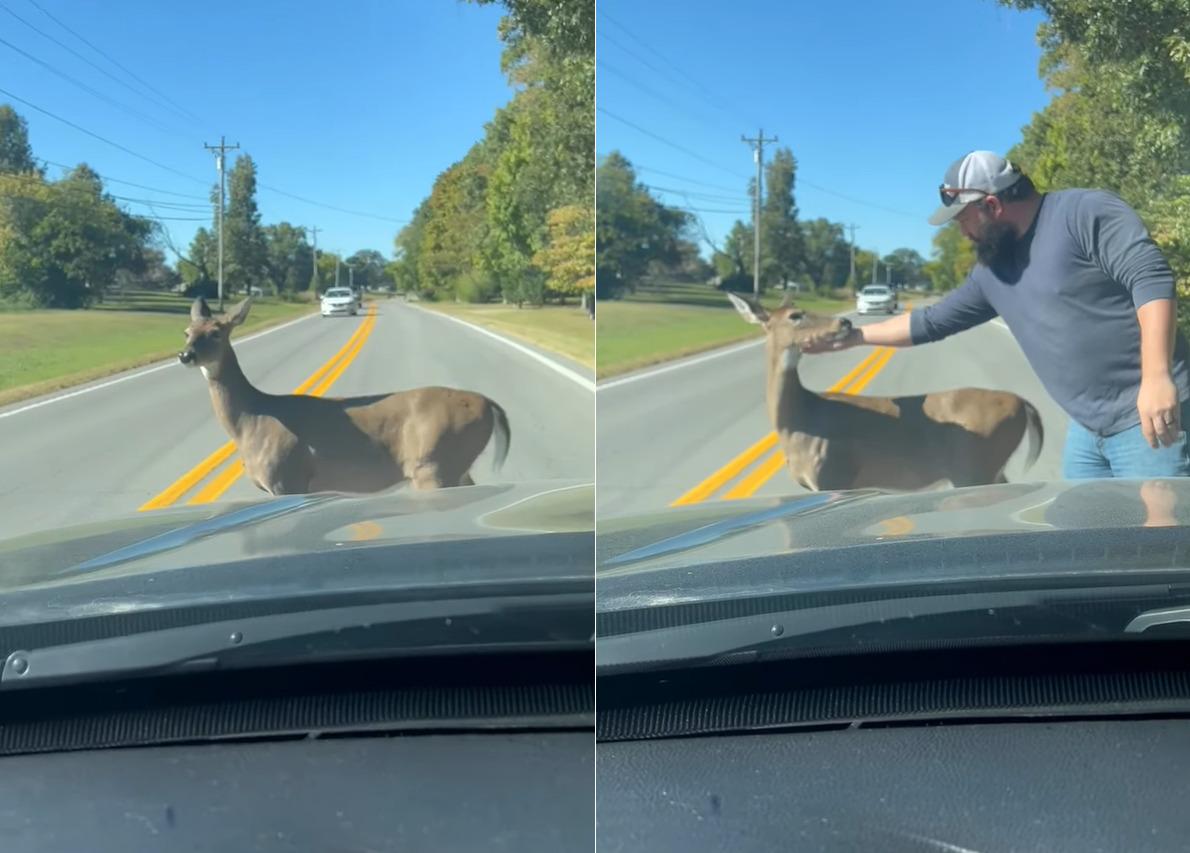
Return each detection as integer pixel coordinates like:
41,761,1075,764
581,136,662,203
532,203,595,300
344,249,388,292
0,105,38,176
800,218,847,292
926,222,977,292
263,223,313,294
595,152,689,299
419,156,490,301
995,0,1190,124
759,147,805,290
224,154,268,294
0,163,153,307
882,248,926,287
462,0,593,60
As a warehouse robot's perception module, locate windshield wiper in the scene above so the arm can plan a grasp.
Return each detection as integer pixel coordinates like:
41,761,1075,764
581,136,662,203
1,592,592,690
597,584,1182,672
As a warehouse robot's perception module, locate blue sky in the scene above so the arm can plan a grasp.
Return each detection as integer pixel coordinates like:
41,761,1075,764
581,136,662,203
1,0,512,265
596,0,1053,262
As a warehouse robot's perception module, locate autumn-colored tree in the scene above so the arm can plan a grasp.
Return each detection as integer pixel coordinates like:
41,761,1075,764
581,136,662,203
533,204,595,299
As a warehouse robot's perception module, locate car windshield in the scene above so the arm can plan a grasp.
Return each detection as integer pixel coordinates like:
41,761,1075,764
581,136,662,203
0,0,595,694
861,286,890,295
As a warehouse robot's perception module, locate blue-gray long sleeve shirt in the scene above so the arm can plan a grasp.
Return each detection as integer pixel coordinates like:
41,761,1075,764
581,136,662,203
909,188,1190,437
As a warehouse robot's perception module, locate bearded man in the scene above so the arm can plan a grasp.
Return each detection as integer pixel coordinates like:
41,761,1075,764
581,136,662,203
800,150,1190,478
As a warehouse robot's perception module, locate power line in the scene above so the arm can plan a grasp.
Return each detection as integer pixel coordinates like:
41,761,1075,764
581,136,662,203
630,165,743,194
40,159,209,200
256,183,409,224
0,85,210,186
597,108,747,180
0,2,196,127
641,183,746,204
22,0,204,126
596,60,727,135
0,33,175,136
2,91,408,227
596,12,759,129
4,167,208,210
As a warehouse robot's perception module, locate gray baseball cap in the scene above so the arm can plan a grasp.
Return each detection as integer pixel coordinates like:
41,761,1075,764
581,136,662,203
928,151,1023,226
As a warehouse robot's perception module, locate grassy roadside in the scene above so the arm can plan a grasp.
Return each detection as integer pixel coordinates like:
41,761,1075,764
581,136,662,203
596,281,851,379
414,300,595,370
0,292,317,408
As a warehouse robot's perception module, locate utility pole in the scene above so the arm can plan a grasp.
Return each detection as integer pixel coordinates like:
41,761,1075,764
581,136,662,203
309,226,321,294
203,136,240,311
335,253,341,288
872,250,879,286
847,223,859,292
742,129,776,298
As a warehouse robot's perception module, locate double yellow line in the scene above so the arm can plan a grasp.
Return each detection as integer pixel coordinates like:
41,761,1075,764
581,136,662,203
671,307,909,506
139,304,378,512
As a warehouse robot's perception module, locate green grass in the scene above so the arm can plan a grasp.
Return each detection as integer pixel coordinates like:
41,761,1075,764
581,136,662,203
597,280,851,379
0,290,316,407
416,300,595,370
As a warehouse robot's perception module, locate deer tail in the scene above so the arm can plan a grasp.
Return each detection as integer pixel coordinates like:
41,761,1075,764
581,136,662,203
488,399,511,474
1021,400,1044,472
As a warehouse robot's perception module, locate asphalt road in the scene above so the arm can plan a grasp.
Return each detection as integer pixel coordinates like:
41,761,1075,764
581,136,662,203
596,299,1068,521
0,299,595,541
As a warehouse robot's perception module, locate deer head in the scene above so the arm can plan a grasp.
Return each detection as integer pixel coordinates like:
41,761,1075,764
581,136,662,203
179,296,253,376
727,291,852,368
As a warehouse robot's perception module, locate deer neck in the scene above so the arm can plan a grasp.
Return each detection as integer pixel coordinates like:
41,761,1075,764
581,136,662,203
765,338,808,433
201,348,263,438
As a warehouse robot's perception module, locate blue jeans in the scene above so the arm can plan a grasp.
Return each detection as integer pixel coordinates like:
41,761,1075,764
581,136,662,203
1063,400,1190,479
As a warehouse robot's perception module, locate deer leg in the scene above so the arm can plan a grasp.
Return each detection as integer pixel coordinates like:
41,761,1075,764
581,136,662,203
410,461,444,491
256,447,314,496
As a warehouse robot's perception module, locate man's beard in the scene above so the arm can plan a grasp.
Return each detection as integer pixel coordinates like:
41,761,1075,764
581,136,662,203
972,219,1019,269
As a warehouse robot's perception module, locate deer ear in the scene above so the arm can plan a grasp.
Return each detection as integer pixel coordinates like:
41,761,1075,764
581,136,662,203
191,297,212,321
223,296,253,327
780,291,795,309
727,291,768,324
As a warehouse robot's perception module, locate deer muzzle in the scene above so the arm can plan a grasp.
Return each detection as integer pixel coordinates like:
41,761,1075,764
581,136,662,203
178,349,196,365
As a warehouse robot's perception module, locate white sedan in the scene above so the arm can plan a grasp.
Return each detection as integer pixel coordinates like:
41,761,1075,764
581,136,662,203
320,287,358,317
856,285,897,315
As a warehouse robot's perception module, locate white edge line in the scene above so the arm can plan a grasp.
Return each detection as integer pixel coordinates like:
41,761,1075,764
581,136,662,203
0,310,318,421
597,338,764,391
597,306,860,391
412,304,595,393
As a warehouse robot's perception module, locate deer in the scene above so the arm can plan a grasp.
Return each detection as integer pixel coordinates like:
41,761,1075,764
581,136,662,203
728,291,1043,492
178,296,510,496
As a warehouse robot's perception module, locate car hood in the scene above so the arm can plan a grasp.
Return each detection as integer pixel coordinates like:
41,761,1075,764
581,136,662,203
0,479,593,607
597,478,1190,600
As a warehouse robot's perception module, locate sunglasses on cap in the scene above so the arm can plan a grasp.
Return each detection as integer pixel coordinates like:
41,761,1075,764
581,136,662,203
938,186,991,207
938,161,1022,207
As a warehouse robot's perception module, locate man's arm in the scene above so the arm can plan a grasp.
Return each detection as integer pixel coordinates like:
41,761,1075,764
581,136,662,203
1072,190,1182,447
801,274,996,354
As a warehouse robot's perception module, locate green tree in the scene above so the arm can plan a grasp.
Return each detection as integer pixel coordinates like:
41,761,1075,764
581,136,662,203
759,147,805,291
800,218,847,292
264,223,314,294
882,248,926,287
595,152,688,299
224,154,268,294
0,105,38,176
0,163,152,308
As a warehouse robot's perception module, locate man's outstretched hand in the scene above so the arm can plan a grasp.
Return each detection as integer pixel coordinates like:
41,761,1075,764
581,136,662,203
799,327,861,354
